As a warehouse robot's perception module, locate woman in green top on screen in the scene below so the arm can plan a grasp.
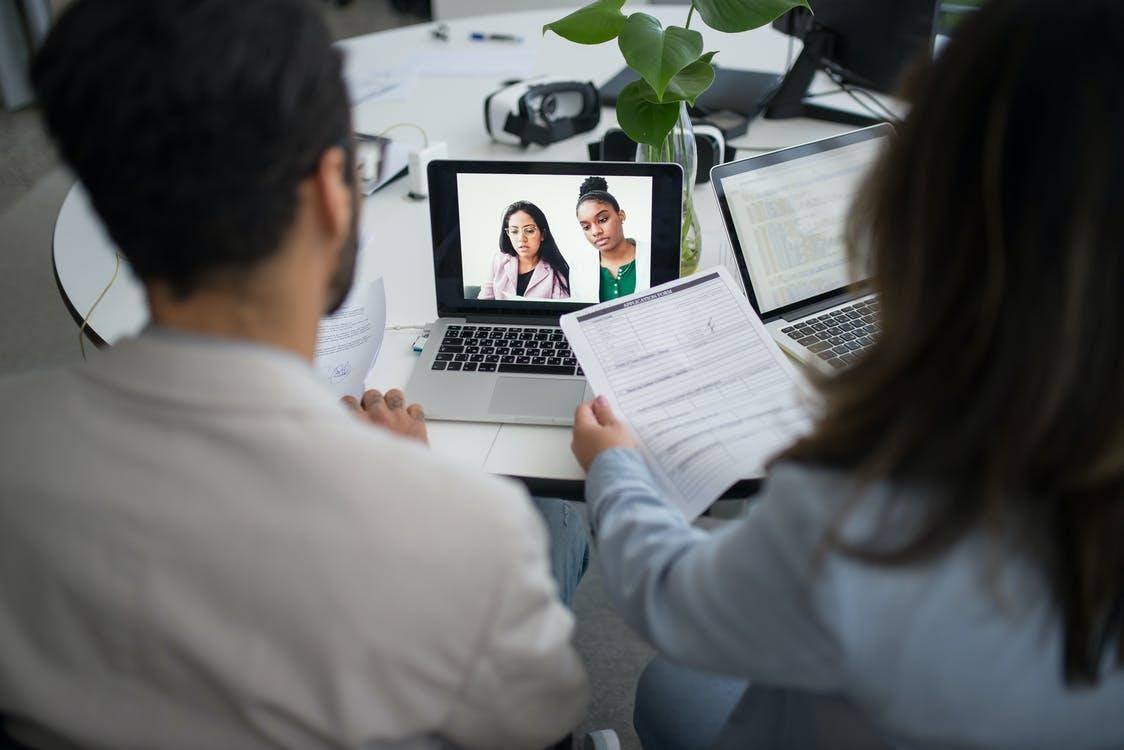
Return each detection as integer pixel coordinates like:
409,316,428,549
577,176,637,301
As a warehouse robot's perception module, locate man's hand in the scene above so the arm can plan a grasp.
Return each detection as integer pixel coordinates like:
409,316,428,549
571,395,635,472
341,388,428,445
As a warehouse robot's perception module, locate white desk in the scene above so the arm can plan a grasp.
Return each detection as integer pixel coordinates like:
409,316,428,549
52,6,857,492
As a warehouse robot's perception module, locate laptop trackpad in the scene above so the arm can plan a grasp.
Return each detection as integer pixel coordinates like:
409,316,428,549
488,377,587,419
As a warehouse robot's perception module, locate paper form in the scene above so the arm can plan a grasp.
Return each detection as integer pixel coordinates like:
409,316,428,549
314,278,387,399
561,267,812,520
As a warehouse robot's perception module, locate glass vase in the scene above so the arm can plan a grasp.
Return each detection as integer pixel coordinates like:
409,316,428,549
636,101,702,276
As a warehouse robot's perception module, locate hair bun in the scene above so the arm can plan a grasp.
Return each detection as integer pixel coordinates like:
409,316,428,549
579,176,609,197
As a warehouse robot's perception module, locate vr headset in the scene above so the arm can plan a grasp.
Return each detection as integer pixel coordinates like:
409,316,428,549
588,120,736,184
485,76,600,147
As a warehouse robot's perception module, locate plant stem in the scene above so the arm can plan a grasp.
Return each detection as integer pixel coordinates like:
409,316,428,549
685,4,695,30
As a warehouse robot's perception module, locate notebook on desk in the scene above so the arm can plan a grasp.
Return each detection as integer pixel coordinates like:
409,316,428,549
405,160,683,426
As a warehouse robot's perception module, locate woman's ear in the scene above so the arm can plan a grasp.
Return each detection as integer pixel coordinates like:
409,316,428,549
619,209,627,224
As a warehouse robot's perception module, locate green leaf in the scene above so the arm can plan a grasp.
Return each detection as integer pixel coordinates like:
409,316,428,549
617,14,703,100
542,0,627,45
662,51,717,105
692,0,811,34
616,79,681,147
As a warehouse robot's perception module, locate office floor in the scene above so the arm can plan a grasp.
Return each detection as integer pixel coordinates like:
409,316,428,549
0,2,656,748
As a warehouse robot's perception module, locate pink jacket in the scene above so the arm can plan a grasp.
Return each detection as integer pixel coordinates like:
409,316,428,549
477,252,570,300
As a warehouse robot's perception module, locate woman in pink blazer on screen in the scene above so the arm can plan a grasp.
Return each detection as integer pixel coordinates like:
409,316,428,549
478,200,571,300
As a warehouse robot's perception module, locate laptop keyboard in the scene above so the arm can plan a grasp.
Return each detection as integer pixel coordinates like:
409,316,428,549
430,325,584,377
781,298,880,370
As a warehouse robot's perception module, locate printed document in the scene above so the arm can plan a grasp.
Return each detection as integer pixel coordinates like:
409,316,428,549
560,267,811,519
314,278,386,399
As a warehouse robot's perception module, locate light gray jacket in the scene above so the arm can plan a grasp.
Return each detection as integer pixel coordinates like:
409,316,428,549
586,448,1124,750
0,333,587,750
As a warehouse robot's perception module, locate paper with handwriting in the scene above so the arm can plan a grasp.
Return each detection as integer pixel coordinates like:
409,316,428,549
314,278,386,399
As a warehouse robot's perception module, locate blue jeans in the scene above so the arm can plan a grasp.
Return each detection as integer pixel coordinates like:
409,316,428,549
530,497,589,608
634,657,891,750
633,658,746,750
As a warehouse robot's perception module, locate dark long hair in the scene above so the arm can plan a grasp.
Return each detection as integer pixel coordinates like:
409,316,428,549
778,0,1124,685
498,200,570,294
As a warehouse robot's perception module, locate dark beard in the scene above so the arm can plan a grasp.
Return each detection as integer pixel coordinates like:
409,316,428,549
324,189,361,316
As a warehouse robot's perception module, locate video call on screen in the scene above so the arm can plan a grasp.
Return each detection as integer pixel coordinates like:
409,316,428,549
457,173,655,305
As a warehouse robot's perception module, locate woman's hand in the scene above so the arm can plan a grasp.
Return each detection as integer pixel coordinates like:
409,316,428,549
342,388,428,445
572,395,636,472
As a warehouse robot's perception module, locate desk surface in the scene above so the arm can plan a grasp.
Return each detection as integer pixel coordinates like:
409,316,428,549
52,5,860,492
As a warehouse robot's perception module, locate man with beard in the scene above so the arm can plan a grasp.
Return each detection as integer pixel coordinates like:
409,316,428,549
0,1,588,748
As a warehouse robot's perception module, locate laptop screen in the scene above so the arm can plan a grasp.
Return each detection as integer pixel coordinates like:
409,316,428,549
428,161,684,319
713,124,891,317
456,172,654,305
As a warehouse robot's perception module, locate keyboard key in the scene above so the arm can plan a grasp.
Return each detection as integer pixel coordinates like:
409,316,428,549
840,352,858,364
453,353,468,362
797,335,818,346
439,345,464,354
809,341,832,353
858,336,874,346
841,332,856,341
564,357,577,366
811,323,828,331
498,364,577,376
478,362,497,372
781,326,796,333
824,357,845,370
463,362,479,372
516,355,531,364
844,341,862,351
548,357,562,366
431,361,447,370
832,345,850,355
469,354,484,363
435,352,453,362
447,362,463,371
500,355,516,364
531,356,547,365
846,311,862,319
576,365,585,376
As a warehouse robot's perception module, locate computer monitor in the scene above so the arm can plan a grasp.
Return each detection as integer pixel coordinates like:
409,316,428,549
766,0,941,126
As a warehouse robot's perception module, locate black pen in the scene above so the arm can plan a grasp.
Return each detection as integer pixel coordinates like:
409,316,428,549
470,31,524,43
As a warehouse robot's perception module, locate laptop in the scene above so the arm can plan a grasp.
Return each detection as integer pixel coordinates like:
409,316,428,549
711,124,892,373
405,160,684,425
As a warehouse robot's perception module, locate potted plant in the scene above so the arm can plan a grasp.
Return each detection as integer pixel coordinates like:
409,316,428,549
544,0,809,275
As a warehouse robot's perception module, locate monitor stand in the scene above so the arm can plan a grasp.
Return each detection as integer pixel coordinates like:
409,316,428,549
764,29,883,128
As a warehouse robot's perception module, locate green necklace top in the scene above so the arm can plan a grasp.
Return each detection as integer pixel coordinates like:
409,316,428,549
599,248,637,302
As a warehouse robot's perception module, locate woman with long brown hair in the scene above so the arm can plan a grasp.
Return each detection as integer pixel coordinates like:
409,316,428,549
570,0,1124,747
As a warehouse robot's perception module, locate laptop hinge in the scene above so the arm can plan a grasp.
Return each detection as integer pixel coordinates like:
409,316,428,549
462,313,561,326
782,292,860,321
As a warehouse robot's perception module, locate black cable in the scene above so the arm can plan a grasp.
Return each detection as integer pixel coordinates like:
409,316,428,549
823,67,902,124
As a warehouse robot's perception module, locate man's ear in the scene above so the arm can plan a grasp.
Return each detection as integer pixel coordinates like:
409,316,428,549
310,146,353,246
